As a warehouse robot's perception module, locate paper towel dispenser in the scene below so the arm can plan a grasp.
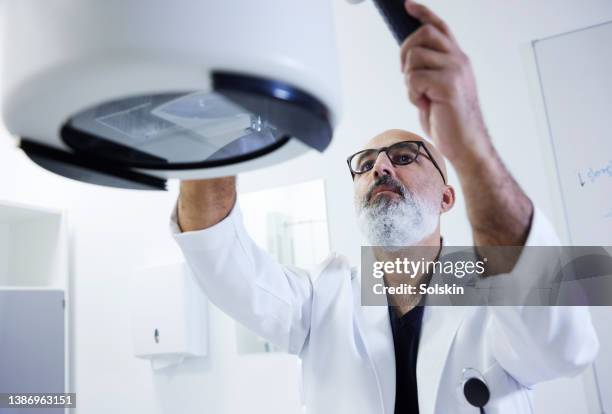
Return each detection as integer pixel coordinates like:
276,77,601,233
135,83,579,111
130,263,208,370
1,0,341,190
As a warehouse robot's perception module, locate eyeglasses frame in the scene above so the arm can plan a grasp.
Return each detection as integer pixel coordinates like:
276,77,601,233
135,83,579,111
346,140,447,184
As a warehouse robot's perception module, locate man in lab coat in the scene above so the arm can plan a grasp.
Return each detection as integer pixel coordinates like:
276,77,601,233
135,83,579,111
170,1,599,413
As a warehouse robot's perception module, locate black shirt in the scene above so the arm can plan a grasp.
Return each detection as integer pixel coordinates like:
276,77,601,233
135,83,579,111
388,305,425,414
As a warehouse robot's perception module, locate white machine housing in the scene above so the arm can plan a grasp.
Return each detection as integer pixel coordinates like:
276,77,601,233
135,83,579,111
1,0,341,189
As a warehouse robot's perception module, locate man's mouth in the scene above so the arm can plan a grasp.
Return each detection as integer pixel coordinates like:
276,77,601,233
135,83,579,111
369,184,402,201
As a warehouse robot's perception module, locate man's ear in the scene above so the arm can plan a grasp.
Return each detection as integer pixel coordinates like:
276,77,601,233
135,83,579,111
440,185,455,213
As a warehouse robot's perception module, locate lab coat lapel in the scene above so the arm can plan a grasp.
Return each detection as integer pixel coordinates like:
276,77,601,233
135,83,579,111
417,306,467,414
353,273,396,414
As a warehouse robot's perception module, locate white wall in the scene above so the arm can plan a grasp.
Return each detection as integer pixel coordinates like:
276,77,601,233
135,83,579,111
0,134,14,198
2,0,612,413
0,223,7,284
0,0,15,200
3,165,305,414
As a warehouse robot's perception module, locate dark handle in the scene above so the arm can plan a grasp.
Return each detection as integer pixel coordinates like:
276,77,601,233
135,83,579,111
371,0,422,44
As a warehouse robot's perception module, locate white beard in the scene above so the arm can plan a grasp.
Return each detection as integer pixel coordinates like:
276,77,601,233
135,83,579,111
356,187,438,248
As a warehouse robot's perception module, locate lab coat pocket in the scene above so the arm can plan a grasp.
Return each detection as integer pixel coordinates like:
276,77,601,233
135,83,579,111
481,361,533,414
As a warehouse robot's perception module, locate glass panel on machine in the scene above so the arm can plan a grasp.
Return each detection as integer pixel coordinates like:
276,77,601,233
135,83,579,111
67,92,285,164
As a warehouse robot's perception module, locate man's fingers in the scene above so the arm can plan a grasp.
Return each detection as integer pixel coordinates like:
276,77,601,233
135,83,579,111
404,0,453,38
405,69,449,102
406,69,435,96
400,24,453,70
404,46,448,71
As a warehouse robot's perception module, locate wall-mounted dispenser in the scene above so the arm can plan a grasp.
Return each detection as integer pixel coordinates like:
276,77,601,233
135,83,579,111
130,263,208,370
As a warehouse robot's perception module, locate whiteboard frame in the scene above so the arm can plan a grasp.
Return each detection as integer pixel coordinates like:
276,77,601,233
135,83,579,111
526,20,612,414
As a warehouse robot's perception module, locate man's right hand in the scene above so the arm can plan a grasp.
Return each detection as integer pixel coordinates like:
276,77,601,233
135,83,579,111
177,177,237,232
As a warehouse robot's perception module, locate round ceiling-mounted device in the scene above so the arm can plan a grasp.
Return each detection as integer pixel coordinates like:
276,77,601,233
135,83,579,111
1,0,341,190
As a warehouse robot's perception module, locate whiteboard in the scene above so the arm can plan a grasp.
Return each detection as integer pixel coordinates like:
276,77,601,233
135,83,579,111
533,21,612,413
533,21,612,246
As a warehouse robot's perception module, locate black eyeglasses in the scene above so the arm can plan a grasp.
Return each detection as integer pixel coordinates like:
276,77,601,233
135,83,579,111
346,140,446,184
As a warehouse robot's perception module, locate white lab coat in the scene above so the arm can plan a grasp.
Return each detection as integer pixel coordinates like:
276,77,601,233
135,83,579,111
171,203,599,414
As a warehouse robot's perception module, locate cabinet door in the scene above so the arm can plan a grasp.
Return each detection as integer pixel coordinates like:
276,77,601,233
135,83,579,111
0,290,65,413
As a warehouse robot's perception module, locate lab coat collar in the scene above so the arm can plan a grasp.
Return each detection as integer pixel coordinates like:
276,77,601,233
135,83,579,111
418,239,469,414
354,293,396,414
355,300,466,414
356,238,468,414
417,306,467,414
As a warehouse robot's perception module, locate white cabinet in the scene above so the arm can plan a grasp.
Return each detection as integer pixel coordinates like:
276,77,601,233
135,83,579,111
0,200,68,289
0,200,70,407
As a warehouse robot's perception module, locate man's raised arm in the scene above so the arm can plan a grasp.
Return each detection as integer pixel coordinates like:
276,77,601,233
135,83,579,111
400,0,533,249
178,177,237,232
172,177,313,355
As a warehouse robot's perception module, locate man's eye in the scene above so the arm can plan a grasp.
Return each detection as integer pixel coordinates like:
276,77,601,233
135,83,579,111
360,160,374,171
395,154,413,163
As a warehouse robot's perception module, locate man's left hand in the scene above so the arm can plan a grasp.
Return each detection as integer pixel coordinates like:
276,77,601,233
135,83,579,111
401,0,491,170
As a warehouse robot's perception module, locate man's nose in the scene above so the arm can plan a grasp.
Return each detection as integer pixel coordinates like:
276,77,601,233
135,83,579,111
372,151,395,179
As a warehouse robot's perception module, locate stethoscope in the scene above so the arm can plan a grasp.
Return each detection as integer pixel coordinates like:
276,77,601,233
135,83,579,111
461,368,490,414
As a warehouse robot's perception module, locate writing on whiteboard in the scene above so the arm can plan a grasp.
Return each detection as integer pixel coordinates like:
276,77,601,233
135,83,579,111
578,160,612,186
